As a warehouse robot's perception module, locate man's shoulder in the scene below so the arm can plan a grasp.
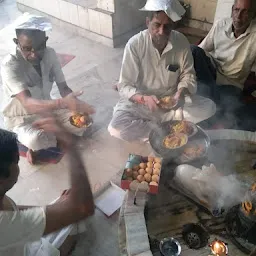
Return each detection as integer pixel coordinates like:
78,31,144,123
170,30,189,47
1,51,20,69
43,47,57,59
44,46,56,54
126,30,148,48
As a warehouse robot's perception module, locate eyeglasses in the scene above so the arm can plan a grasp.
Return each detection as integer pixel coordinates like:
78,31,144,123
18,41,46,54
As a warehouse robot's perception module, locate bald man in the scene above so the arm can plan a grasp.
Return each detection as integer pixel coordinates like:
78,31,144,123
191,0,256,130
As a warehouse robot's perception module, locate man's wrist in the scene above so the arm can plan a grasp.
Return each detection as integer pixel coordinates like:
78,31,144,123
131,94,145,104
56,98,67,109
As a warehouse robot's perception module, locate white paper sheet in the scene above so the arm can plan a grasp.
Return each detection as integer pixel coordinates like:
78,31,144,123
95,182,126,217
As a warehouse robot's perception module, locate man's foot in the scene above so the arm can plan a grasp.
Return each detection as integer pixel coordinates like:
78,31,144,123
26,149,37,165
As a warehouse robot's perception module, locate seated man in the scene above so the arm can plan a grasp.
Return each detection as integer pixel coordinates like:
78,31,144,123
0,117,94,255
1,14,94,164
108,0,216,142
191,0,256,130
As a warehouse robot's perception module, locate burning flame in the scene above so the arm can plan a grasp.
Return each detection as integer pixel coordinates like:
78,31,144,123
210,240,228,255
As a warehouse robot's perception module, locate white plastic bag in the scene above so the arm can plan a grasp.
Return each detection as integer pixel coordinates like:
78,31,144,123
173,164,246,216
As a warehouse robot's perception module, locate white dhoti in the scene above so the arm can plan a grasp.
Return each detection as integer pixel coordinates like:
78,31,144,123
12,110,86,151
24,219,87,256
24,196,88,256
108,95,216,142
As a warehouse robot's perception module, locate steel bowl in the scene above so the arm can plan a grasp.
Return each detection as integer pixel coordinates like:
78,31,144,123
69,115,93,128
158,97,178,111
169,120,198,138
149,122,188,160
159,237,181,256
149,121,210,164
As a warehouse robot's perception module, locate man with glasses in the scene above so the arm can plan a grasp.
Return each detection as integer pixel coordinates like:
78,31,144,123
108,0,216,142
191,0,256,130
1,14,94,164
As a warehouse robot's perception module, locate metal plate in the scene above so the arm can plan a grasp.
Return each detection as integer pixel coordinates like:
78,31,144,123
159,237,181,256
149,121,210,164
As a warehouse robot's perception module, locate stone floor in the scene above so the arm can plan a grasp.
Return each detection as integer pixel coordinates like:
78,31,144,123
0,2,215,255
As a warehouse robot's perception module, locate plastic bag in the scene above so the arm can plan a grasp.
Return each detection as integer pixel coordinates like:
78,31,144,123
173,164,246,216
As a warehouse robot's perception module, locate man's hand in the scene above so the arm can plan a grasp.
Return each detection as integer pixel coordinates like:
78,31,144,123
174,88,190,107
62,91,95,115
144,95,159,111
131,94,159,112
33,116,73,149
174,88,185,102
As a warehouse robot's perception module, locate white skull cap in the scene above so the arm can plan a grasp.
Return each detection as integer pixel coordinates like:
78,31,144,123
139,0,186,22
15,12,52,31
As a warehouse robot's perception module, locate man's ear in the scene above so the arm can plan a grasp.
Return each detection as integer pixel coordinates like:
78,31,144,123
146,17,150,28
13,38,18,45
46,36,49,42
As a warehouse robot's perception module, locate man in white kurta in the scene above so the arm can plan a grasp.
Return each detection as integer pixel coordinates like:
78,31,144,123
108,0,216,141
1,14,94,163
191,0,256,131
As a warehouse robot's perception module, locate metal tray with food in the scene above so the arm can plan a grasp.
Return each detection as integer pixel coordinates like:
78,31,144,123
149,121,210,164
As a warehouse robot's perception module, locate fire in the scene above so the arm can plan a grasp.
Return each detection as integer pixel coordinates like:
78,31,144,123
210,240,228,255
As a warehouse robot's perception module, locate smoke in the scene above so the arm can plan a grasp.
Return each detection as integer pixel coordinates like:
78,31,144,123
174,164,247,214
215,174,246,210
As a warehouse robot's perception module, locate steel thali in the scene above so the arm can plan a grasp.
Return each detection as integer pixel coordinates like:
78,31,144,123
149,121,210,164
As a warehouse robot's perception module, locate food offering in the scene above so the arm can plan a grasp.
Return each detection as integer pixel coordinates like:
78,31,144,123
183,143,205,159
170,120,198,138
162,121,198,150
70,113,93,128
163,133,188,149
149,120,210,164
121,154,163,194
158,96,178,110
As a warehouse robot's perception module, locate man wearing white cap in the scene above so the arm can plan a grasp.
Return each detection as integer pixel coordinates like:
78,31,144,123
1,14,94,164
108,0,216,142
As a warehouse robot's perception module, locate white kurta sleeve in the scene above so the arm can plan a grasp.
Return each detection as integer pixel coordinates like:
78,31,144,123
177,37,197,94
1,58,28,96
0,207,46,251
118,39,141,99
198,22,217,52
